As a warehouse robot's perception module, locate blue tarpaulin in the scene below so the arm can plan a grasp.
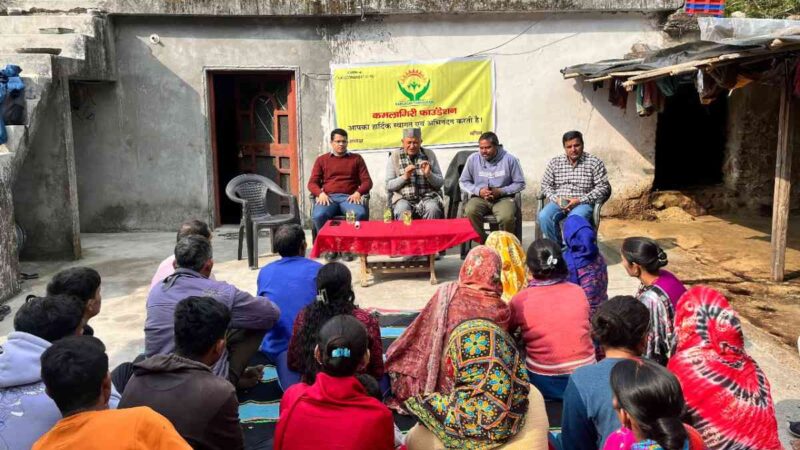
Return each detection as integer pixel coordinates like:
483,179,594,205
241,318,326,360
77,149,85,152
0,64,25,145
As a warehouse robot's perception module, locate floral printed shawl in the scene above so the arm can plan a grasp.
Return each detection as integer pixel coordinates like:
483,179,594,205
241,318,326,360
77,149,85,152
385,246,510,409
405,319,530,449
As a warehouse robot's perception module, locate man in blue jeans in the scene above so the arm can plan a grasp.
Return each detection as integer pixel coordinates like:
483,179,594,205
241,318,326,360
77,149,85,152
308,128,373,261
539,130,611,244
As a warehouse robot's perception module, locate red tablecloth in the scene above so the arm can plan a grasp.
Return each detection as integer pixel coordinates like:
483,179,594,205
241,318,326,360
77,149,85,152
310,218,480,257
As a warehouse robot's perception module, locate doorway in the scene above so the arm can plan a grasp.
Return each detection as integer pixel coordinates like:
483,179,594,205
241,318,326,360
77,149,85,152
653,83,727,190
208,71,299,225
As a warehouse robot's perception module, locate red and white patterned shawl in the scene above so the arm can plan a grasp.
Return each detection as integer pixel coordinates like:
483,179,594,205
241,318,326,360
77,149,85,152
667,286,781,450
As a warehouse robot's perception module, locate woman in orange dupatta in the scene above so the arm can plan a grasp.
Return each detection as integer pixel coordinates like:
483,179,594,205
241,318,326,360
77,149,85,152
384,245,511,410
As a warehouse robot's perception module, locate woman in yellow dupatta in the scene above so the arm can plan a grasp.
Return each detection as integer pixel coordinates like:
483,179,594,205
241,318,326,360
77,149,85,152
485,231,529,302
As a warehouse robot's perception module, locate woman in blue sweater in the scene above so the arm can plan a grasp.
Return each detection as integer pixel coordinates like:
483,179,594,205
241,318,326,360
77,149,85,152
560,295,650,450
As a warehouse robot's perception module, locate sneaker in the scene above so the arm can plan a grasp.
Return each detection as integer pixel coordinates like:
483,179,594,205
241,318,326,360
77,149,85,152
324,252,340,262
342,253,355,262
789,421,800,438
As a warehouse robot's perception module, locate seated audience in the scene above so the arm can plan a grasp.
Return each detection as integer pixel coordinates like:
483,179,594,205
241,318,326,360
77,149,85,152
538,130,611,243
560,295,650,450
151,219,214,289
622,237,686,308
308,128,373,262
621,237,682,365
404,319,547,450
460,132,526,243
510,239,595,401
605,359,705,450
386,127,445,220
668,286,782,449
563,215,608,318
275,315,394,450
287,262,383,384
47,266,103,336
120,297,243,450
257,224,322,390
485,230,529,302
0,295,119,450
33,336,190,450
385,245,511,408
145,235,280,387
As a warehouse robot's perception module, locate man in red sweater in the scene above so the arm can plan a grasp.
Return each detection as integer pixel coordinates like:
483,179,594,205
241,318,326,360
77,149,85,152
308,129,373,261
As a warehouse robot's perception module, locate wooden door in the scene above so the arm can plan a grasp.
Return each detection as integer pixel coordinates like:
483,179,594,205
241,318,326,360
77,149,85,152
234,74,299,209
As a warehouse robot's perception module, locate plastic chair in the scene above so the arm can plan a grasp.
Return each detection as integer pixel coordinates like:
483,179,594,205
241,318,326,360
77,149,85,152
532,193,606,241
309,193,371,242
458,191,523,259
446,152,524,259
225,174,300,269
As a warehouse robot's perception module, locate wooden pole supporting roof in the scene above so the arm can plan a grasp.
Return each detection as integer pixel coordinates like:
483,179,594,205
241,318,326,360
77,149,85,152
771,60,795,282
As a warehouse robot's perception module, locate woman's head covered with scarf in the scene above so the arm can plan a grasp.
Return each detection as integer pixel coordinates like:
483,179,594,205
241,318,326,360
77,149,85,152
458,245,504,296
667,286,781,450
485,231,528,302
562,215,600,284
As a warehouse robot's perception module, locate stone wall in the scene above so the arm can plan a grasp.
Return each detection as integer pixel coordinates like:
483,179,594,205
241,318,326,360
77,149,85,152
4,0,684,15
723,82,800,214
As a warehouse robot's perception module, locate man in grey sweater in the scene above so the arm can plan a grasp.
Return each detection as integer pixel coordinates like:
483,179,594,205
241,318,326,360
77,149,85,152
385,128,445,220
459,131,526,243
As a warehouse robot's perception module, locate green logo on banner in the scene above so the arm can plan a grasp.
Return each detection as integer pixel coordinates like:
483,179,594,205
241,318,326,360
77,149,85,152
398,69,431,101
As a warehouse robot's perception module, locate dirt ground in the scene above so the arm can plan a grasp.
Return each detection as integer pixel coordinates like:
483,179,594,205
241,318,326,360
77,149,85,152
600,213,800,350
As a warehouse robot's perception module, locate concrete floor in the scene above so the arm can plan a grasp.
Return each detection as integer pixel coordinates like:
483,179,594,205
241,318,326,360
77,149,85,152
3,221,799,446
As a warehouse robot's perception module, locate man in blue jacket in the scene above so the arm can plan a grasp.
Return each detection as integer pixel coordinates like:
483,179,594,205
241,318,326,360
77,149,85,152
459,132,526,243
256,224,321,391
0,295,121,450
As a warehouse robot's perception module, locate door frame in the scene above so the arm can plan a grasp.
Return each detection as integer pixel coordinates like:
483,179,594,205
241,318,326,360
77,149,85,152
202,66,304,227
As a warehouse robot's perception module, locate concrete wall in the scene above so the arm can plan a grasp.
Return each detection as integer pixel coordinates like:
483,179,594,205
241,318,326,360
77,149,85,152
71,13,663,230
13,77,82,259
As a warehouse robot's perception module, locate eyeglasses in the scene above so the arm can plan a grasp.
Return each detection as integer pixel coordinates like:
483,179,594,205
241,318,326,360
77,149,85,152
333,140,348,144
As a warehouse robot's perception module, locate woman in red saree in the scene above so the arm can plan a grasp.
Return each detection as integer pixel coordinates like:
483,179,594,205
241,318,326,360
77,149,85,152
667,286,781,450
384,245,511,409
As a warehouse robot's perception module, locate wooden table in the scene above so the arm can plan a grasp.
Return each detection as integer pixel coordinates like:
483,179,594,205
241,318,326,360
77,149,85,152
359,254,438,287
310,218,479,287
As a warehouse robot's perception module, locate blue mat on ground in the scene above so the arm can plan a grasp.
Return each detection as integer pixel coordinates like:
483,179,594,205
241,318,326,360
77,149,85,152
237,311,420,450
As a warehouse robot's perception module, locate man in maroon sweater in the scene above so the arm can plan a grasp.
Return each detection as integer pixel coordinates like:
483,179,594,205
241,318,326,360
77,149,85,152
308,129,373,261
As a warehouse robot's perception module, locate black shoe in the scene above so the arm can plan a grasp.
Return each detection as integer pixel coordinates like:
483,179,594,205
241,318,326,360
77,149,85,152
789,421,800,438
324,252,340,262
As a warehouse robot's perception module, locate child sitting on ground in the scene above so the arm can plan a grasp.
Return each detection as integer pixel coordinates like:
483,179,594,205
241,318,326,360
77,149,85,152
47,267,102,336
604,358,704,450
275,315,394,450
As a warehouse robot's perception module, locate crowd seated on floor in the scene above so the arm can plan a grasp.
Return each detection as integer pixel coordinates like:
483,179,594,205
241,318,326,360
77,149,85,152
1,213,785,450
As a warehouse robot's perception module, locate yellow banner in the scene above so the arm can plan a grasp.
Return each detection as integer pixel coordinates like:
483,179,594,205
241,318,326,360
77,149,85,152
332,58,495,150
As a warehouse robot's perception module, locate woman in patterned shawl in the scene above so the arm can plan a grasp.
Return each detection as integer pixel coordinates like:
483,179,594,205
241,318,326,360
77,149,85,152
621,237,677,365
405,319,546,450
485,231,529,302
385,246,511,410
667,286,782,450
562,215,608,317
